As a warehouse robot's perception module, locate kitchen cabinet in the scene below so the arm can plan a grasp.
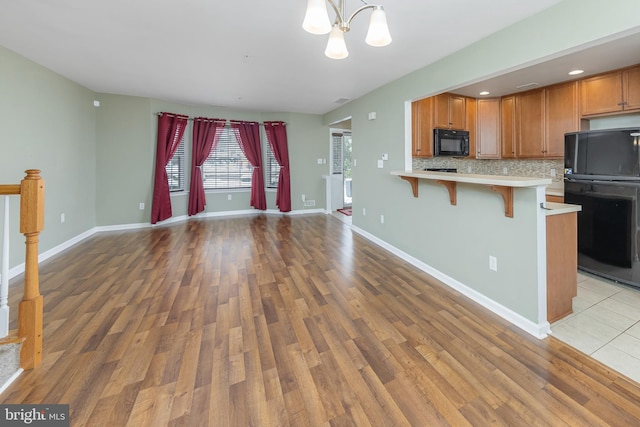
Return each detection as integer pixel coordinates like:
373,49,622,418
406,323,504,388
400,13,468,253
580,65,640,116
516,89,545,159
435,93,466,130
476,98,501,159
411,97,434,157
547,210,578,322
466,98,477,159
500,96,516,158
545,81,579,158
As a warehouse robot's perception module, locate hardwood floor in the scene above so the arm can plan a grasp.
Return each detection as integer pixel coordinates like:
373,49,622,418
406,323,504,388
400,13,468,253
2,213,640,426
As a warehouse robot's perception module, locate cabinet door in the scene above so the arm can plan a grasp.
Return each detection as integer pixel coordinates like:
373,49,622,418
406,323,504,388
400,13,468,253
476,98,501,159
623,66,640,111
434,94,451,129
517,89,545,158
545,81,578,158
466,97,477,159
449,95,466,130
412,98,434,157
434,93,466,129
580,71,623,116
500,96,516,158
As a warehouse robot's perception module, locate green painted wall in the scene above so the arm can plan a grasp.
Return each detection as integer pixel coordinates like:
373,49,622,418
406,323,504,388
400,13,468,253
0,45,97,267
93,99,329,225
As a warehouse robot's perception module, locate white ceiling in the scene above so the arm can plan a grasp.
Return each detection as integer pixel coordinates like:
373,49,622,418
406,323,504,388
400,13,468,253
3,0,626,115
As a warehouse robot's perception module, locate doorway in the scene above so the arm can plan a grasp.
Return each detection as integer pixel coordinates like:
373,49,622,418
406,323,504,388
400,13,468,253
330,129,352,211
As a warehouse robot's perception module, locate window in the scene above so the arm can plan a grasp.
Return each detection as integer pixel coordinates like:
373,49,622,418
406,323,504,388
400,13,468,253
265,136,281,188
332,133,343,174
203,126,252,189
166,134,185,192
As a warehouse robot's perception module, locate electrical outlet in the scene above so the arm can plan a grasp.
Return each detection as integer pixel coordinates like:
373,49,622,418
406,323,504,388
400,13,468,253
502,167,508,175
380,214,385,224
467,166,472,173
362,208,366,216
489,256,498,271
60,213,65,223
227,194,232,201
302,194,306,202
139,202,145,210
317,158,323,165
377,160,384,168
353,159,357,167
550,168,556,177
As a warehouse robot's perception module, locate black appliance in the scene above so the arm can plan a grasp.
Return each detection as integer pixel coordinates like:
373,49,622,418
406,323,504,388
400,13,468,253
564,127,640,289
434,129,469,157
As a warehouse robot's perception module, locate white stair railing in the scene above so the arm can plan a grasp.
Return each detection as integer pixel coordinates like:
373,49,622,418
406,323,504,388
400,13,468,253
0,196,9,338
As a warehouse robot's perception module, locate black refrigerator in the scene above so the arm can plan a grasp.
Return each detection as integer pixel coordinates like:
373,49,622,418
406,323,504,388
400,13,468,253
564,127,640,289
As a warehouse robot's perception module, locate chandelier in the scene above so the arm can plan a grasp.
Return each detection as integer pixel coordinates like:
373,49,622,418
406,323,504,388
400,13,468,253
303,0,392,60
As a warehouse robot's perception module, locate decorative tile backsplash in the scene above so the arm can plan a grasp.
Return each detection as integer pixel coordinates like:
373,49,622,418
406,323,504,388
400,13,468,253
412,157,564,183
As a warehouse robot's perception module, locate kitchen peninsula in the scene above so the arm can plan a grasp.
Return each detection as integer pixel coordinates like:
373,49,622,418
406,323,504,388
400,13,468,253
389,169,580,337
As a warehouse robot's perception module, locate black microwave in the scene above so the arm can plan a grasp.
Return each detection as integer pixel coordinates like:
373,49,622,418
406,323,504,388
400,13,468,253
434,128,469,156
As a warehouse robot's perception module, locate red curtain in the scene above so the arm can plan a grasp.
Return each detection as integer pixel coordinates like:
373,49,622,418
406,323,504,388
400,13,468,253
151,112,188,224
188,118,225,216
231,121,267,210
264,121,291,212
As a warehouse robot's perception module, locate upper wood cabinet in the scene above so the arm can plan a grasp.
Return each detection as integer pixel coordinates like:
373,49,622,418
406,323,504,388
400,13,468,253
500,96,516,158
435,93,466,130
516,89,546,158
580,65,640,116
476,98,501,159
545,81,579,158
411,97,434,157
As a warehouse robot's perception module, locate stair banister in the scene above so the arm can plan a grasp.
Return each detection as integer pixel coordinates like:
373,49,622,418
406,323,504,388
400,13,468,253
18,170,44,369
0,170,45,370
0,196,9,337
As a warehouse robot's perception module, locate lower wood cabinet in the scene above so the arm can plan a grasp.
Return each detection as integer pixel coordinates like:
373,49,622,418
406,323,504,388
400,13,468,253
547,211,578,323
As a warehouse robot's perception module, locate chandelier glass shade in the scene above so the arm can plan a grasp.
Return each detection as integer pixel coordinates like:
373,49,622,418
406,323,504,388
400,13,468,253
303,0,392,59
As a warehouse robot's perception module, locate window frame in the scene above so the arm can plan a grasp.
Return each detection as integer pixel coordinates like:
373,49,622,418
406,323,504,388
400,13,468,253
202,126,253,191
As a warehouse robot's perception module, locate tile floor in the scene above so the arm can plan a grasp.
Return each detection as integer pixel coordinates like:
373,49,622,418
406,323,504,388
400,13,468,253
551,272,640,384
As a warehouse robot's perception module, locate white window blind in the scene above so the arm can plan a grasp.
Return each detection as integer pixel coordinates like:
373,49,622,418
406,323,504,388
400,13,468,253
166,134,185,192
265,136,281,188
203,127,252,189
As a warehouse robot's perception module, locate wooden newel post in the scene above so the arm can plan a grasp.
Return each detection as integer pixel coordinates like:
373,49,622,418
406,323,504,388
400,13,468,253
18,169,44,369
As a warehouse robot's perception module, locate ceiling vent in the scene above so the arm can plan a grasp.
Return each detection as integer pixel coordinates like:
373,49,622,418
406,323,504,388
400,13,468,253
334,97,350,104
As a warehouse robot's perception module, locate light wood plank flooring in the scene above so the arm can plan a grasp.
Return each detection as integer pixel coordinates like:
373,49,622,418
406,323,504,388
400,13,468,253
2,214,640,426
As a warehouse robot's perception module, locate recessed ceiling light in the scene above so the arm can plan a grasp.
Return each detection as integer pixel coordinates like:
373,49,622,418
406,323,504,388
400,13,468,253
568,69,584,75
479,91,490,96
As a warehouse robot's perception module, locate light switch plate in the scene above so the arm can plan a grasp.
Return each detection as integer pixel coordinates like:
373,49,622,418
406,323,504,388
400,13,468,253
377,159,384,168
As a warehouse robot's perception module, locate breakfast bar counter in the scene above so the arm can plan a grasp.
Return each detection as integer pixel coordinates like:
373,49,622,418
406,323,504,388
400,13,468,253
391,170,552,218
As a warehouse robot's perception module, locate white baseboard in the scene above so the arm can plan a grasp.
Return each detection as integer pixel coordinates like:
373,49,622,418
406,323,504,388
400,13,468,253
351,225,550,339
0,368,23,396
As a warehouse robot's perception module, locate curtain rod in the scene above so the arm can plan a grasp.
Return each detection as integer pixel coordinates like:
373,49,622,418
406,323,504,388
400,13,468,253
155,113,287,126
